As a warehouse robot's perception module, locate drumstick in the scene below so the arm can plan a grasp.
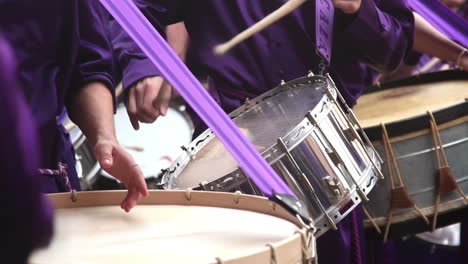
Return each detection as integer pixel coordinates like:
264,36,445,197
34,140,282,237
214,0,308,55
115,82,124,98
124,145,145,152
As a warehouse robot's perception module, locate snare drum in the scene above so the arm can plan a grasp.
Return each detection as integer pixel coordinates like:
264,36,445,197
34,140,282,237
95,103,194,189
161,74,381,237
354,70,468,239
29,191,315,264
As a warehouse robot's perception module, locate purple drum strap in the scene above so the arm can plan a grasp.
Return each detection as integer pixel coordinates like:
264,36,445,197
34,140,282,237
315,0,335,64
100,0,294,197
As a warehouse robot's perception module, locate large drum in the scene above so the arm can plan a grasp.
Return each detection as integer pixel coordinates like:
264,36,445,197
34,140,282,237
95,102,194,189
30,191,315,264
354,70,468,239
160,74,381,237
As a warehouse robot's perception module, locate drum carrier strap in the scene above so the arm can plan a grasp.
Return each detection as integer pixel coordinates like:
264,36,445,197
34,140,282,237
379,123,430,242
38,162,78,202
428,111,468,231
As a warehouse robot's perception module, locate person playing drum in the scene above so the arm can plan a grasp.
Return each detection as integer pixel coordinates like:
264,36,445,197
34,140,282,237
110,0,415,263
0,0,148,212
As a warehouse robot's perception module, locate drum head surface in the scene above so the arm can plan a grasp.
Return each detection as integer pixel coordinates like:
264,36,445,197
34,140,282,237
354,79,468,128
30,191,301,264
175,80,326,189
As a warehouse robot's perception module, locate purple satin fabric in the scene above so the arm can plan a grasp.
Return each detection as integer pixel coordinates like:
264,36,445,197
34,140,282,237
0,34,54,264
0,0,114,193
100,0,294,197
410,0,468,46
315,0,334,64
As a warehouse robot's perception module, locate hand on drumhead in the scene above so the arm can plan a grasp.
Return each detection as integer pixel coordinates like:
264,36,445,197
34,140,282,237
126,76,172,130
332,0,361,14
94,140,148,212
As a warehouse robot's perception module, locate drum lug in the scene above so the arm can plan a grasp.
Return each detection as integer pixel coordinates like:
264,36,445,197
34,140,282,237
306,112,371,203
327,150,342,167
307,71,314,78
277,137,337,230
323,176,342,197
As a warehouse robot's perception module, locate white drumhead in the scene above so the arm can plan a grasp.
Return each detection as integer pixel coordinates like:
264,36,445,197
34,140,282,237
110,104,193,179
30,204,298,264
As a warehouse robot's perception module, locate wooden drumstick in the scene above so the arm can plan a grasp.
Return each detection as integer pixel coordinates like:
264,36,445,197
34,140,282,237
214,0,308,55
115,82,124,98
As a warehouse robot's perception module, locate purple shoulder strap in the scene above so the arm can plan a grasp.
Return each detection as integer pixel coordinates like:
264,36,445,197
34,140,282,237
316,0,335,65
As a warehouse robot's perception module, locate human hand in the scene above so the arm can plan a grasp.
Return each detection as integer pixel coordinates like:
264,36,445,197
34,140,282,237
94,139,148,212
333,0,361,14
126,76,172,130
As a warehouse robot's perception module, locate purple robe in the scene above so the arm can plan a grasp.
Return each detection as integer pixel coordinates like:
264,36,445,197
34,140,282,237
111,1,414,263
0,34,54,264
0,0,114,193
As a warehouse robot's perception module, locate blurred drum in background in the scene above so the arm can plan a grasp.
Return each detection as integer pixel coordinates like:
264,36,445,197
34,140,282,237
354,70,468,240
161,74,382,237
64,119,101,190
94,102,194,189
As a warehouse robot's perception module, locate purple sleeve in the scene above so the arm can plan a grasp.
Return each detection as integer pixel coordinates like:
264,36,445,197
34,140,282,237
0,35,54,263
110,0,184,90
69,0,115,108
340,0,415,72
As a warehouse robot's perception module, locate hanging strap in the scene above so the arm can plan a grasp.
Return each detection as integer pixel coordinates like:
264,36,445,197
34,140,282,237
428,111,468,231
380,123,429,242
315,0,335,67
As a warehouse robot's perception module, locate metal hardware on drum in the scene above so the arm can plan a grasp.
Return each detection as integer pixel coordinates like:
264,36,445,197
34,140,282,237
181,145,195,160
324,74,384,180
306,112,370,203
277,137,337,230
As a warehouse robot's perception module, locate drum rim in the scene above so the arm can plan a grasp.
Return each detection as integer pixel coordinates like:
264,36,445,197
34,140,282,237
43,190,311,264
161,75,334,189
363,100,467,141
365,70,468,94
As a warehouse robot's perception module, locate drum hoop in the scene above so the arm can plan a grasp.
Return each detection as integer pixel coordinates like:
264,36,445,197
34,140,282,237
46,190,310,264
364,100,468,142
365,70,468,93
49,190,299,224
161,75,335,188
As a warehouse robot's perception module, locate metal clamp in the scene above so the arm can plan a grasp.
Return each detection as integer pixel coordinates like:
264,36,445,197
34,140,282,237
181,145,195,160
323,176,342,197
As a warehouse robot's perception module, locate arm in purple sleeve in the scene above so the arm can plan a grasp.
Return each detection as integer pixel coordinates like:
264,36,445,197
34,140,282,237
67,0,116,112
339,0,415,72
109,0,184,90
0,35,54,264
